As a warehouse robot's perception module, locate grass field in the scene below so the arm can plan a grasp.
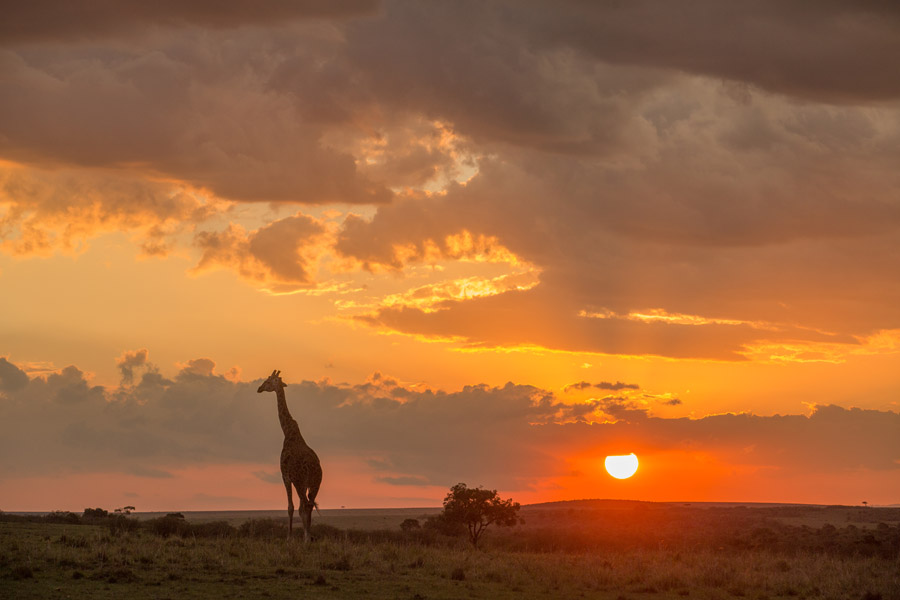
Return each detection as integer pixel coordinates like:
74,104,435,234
2,503,898,599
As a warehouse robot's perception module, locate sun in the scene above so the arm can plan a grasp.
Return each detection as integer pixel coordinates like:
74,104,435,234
605,453,639,479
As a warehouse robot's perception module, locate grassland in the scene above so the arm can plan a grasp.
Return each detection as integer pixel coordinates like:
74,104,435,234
2,502,898,599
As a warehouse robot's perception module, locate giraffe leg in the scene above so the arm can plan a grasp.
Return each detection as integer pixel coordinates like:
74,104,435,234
300,493,313,544
284,478,294,539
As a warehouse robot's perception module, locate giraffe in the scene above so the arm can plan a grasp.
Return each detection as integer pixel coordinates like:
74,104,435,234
257,370,322,542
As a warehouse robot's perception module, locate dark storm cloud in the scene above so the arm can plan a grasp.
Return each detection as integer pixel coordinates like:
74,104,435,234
522,0,900,104
331,1,665,156
2,1,900,357
5,0,896,208
0,30,393,205
0,358,896,492
0,0,379,44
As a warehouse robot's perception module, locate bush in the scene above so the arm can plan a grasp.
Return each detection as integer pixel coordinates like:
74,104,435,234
83,508,108,519
145,515,192,537
45,511,82,525
108,515,140,535
423,513,466,537
400,518,421,531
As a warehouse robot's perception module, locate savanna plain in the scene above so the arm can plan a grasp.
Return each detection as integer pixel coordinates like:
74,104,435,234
2,501,898,600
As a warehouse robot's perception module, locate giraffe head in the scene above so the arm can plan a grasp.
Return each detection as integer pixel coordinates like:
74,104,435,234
257,369,287,393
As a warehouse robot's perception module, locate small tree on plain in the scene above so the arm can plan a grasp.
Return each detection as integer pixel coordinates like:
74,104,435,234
82,507,108,519
440,482,521,548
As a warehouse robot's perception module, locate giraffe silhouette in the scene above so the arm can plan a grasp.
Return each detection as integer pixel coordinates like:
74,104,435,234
257,370,322,542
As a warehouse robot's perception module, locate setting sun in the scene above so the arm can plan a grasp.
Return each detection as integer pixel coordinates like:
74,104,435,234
604,454,639,480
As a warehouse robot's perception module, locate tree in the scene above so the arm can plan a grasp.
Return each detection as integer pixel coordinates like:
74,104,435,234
82,507,108,519
440,483,521,548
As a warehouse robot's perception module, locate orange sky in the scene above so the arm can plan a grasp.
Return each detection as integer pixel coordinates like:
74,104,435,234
1,1,899,511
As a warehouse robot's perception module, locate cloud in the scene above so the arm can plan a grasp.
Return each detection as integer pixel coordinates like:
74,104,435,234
193,214,330,291
116,348,152,386
594,397,651,422
1,1,900,361
0,164,222,257
252,470,283,485
353,284,864,360
177,358,216,377
0,356,896,499
376,475,431,486
597,381,640,391
0,357,29,392
128,466,174,479
0,33,393,205
47,366,106,405
0,0,380,44
566,381,641,393
528,0,900,104
563,382,593,393
339,148,900,358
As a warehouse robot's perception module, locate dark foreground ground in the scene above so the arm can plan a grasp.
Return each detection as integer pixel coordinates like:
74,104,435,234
2,501,898,599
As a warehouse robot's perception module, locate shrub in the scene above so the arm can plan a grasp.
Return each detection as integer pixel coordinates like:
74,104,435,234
145,515,191,537
108,515,140,535
82,508,108,519
45,511,81,525
423,513,466,537
400,518,421,531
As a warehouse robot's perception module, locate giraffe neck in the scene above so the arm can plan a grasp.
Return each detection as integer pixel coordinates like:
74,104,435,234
275,386,300,437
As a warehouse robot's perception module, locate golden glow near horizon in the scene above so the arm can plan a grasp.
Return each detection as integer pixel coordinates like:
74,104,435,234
1,3,899,511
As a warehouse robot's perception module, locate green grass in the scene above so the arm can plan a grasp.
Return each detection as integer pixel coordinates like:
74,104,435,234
2,519,898,599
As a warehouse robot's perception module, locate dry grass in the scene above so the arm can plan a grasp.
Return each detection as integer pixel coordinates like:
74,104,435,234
2,515,898,600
